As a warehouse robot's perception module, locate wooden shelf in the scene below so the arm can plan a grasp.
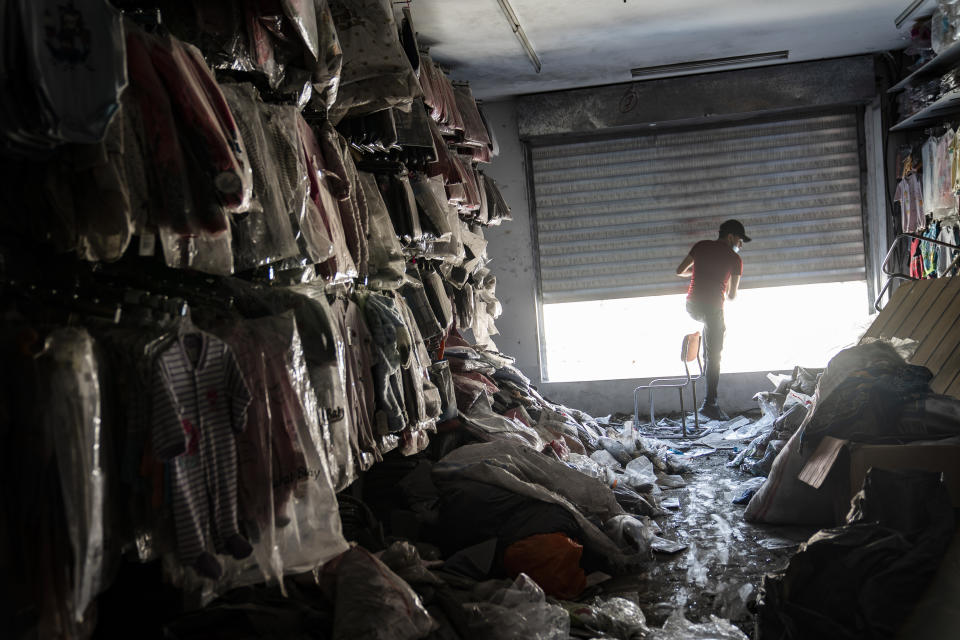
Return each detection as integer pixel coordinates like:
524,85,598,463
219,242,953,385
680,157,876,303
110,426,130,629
890,39,960,93
890,89,960,131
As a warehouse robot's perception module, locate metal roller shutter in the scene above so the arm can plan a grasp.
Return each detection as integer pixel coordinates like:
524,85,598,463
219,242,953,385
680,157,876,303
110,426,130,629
531,112,867,304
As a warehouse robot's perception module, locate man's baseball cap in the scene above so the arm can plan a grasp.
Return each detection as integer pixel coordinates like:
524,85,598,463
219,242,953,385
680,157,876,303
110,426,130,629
719,219,751,242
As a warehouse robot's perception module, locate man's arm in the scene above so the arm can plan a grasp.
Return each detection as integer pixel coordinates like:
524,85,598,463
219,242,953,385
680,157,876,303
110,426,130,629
727,274,740,300
676,254,694,277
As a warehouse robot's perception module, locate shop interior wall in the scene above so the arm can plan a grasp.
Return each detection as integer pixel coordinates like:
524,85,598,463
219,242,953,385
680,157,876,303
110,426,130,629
482,56,888,418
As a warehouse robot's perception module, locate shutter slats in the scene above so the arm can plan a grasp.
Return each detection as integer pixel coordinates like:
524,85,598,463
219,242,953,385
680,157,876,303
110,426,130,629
531,113,866,303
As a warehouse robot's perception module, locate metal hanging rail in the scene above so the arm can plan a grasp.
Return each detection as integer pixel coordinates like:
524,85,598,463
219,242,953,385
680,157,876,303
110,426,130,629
874,231,960,311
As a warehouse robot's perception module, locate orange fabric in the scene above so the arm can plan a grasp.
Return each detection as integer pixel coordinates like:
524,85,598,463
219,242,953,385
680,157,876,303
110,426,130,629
503,533,586,600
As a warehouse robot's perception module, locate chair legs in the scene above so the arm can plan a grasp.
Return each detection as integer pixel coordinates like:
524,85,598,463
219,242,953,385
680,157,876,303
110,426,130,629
692,380,699,432
679,388,686,437
635,378,702,437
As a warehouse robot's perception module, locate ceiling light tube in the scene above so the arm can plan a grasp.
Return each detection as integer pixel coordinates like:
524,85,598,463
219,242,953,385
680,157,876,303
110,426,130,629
895,0,928,28
496,0,541,73
630,50,789,78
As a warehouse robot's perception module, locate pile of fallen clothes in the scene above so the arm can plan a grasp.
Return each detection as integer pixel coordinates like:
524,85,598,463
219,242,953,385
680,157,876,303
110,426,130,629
742,339,960,526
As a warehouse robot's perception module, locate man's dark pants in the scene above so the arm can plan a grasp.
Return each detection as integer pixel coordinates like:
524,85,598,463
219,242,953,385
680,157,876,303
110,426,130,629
686,299,725,405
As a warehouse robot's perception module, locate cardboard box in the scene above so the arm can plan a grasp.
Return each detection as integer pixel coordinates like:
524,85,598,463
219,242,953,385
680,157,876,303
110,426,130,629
800,436,960,510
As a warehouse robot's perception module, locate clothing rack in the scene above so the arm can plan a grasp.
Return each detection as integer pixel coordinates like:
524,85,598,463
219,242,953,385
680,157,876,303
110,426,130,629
874,231,960,311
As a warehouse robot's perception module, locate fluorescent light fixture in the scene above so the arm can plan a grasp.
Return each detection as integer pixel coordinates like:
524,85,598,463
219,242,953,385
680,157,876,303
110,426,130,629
895,0,930,28
630,50,789,78
496,0,542,73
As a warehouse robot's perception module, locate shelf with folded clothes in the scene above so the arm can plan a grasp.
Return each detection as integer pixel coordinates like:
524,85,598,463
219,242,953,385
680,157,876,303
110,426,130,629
891,88,960,130
889,38,960,94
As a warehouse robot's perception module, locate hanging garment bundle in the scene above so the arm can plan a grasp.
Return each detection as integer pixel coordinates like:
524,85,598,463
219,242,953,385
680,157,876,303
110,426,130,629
1,0,127,154
220,82,300,271
326,0,420,124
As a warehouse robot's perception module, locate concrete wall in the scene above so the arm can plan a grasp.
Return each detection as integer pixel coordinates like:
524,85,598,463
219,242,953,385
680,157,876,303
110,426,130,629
482,99,785,418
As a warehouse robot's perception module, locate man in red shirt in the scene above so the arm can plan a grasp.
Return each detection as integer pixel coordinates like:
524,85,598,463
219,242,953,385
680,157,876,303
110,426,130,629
675,219,750,421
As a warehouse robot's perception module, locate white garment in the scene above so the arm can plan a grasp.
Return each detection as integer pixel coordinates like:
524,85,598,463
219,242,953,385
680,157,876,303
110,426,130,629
895,173,924,233
937,224,959,277
933,130,958,219
922,136,937,217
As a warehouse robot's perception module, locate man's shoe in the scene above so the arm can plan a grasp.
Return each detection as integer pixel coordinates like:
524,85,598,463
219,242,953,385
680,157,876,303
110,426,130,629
699,402,730,421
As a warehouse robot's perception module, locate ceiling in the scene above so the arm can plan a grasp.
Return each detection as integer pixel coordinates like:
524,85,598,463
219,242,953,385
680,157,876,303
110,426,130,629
409,0,916,100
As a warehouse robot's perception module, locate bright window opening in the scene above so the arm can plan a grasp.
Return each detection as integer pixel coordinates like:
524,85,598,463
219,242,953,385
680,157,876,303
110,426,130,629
541,281,873,383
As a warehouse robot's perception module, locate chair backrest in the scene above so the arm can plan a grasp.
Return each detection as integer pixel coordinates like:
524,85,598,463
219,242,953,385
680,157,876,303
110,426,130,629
681,331,701,363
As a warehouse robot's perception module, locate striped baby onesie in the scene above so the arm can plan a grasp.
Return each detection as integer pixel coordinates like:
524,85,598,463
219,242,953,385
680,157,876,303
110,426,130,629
152,331,252,578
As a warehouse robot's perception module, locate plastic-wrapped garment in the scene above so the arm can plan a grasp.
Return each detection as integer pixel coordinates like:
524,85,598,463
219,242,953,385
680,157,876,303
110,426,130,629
159,224,235,276
323,546,434,640
451,155,482,212
393,98,436,162
419,53,464,136
333,295,380,468
503,533,586,600
424,114,462,185
220,83,299,270
400,269,444,343
212,315,310,552
258,102,330,266
19,0,126,145
463,574,570,640
378,172,423,243
0,0,53,154
44,102,134,262
359,171,406,289
319,122,369,277
394,295,443,428
429,360,457,422
89,326,177,563
455,283,476,330
268,284,358,492
298,114,356,282
482,172,512,224
453,82,492,152
460,223,489,273
358,291,411,433
475,171,491,225
326,0,420,124
411,173,464,261
417,52,441,122
124,23,195,234
311,0,342,111
177,2,277,87
137,28,253,219
36,328,107,624
151,330,254,579
420,266,453,331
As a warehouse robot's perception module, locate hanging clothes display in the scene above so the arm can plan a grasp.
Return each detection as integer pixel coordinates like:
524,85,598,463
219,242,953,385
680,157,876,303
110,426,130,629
151,328,254,579
894,172,924,233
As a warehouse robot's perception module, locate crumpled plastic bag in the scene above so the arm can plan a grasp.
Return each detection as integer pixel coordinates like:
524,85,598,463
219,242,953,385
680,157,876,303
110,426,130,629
647,608,748,639
566,596,650,640
325,546,434,640
622,456,658,492
463,574,571,640
603,515,655,556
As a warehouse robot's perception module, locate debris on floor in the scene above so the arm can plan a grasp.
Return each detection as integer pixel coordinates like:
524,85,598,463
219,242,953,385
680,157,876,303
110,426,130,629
150,338,960,639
